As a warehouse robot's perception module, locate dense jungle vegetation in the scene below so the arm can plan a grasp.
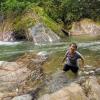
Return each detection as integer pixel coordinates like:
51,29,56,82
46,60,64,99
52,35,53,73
0,0,100,32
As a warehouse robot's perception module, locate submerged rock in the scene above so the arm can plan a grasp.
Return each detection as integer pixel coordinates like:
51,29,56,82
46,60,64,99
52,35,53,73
39,76,100,100
46,70,68,93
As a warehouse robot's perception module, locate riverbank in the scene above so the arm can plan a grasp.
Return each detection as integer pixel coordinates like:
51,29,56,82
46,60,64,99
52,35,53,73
0,53,47,99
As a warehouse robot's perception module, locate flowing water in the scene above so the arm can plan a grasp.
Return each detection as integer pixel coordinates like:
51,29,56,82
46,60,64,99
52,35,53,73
0,36,99,68
0,36,100,96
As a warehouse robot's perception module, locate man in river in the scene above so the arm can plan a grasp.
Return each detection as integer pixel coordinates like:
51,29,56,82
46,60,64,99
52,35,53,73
62,43,84,76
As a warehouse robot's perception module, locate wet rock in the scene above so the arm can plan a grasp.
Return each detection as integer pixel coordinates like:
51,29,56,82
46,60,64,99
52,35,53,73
0,61,31,99
84,65,96,71
2,97,12,100
0,92,4,99
37,51,49,60
0,92,17,100
79,70,95,76
78,65,96,76
78,70,84,76
12,94,33,100
89,70,95,75
28,23,60,45
83,71,90,75
38,83,88,100
46,70,68,93
38,94,50,100
0,61,31,91
83,76,100,100
39,76,100,100
0,53,47,99
95,68,100,75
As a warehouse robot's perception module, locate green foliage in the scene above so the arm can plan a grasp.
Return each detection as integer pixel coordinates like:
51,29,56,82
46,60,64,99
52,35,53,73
10,5,61,36
1,0,100,23
0,0,100,34
42,0,100,26
0,0,30,17
28,6,62,33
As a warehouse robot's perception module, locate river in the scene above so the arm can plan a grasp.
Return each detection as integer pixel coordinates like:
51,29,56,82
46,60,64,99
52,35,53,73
0,36,100,73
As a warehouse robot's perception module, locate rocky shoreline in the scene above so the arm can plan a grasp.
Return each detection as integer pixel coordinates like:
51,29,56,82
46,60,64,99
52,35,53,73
0,52,47,100
39,76,100,100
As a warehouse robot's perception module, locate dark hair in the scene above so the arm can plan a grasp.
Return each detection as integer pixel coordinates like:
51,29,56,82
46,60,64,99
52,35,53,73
69,43,77,49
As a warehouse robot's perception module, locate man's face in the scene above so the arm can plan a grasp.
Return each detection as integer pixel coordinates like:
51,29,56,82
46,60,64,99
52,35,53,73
70,44,77,52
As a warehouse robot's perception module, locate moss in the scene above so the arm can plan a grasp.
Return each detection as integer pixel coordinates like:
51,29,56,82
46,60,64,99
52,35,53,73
13,13,36,31
30,6,62,34
12,5,63,37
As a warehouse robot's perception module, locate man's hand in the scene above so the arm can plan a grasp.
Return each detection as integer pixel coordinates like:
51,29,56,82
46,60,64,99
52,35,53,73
62,57,66,63
80,57,85,68
80,67,85,72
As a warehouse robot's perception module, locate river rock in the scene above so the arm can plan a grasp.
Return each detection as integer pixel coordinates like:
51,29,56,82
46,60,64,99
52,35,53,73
95,68,100,75
84,65,96,71
0,61,31,94
37,51,49,60
83,76,100,100
12,94,33,100
38,83,88,100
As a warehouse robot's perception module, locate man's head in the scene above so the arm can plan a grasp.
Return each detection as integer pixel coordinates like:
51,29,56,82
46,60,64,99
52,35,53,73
69,43,77,53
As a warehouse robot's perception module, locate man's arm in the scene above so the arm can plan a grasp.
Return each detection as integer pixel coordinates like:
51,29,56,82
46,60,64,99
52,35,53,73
62,50,68,63
77,51,85,68
80,57,85,68
62,56,66,63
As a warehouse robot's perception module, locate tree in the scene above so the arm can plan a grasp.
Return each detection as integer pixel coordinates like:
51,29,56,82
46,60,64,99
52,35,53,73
41,0,100,27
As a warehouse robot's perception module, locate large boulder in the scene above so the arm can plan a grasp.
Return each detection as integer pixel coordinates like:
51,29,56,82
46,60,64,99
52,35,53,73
70,19,100,36
83,76,100,100
0,61,31,99
28,23,60,45
0,53,48,99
